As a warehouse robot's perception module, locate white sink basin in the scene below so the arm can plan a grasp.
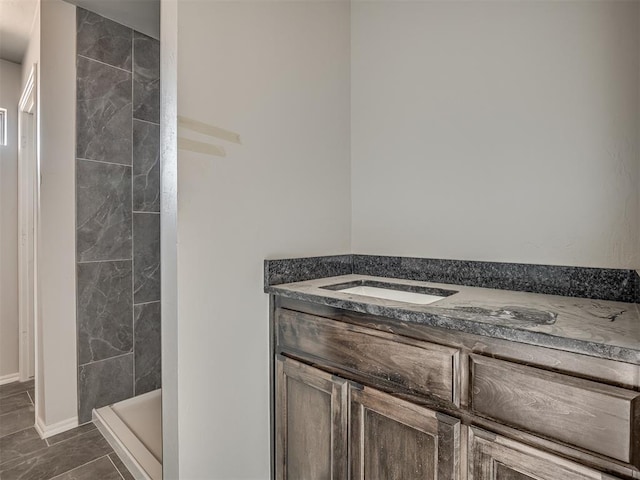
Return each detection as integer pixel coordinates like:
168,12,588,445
337,285,446,305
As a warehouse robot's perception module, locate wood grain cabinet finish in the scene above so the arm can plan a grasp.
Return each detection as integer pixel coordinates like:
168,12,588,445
277,308,460,407
276,355,348,480
350,384,460,480
468,427,623,480
470,354,640,466
272,302,640,479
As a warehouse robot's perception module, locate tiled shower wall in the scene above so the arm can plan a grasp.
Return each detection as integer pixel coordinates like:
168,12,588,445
75,8,161,423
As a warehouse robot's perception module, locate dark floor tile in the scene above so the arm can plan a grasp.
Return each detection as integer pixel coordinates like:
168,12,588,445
0,381,34,400
49,455,121,480
108,453,135,480
0,405,34,438
0,428,47,467
46,423,96,447
0,393,31,416
0,429,112,480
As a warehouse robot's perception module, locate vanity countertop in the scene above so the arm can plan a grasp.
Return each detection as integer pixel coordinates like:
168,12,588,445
266,274,640,365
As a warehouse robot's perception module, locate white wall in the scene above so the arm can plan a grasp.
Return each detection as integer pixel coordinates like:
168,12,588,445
38,0,77,428
172,1,351,477
20,0,78,430
351,0,640,269
63,0,159,40
0,59,22,379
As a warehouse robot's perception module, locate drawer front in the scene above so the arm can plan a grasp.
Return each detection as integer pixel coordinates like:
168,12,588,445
277,308,460,407
469,427,624,480
470,354,640,465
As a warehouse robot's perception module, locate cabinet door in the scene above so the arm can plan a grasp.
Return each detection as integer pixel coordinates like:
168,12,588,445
276,355,348,480
349,384,460,480
468,427,622,480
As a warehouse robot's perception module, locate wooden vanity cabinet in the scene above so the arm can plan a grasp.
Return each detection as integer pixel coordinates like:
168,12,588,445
468,428,621,480
276,355,460,480
275,355,348,480
272,299,639,480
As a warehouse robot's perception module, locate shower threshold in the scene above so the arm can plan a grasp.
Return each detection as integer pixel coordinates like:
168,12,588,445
93,389,162,480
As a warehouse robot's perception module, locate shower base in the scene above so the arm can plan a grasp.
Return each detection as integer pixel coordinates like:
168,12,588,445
93,389,162,480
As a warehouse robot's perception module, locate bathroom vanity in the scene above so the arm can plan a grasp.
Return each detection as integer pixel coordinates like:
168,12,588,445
265,258,640,480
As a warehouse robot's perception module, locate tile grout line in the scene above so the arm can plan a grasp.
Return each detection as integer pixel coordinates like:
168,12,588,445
77,157,132,168
133,117,160,127
77,258,133,265
132,35,136,399
107,454,127,480
0,424,37,441
46,454,112,480
133,211,160,214
79,351,134,368
133,300,161,307
78,54,132,74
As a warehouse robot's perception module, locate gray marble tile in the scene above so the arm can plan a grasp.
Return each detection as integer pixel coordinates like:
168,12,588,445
76,56,132,165
0,405,34,438
76,160,132,262
50,455,121,480
0,392,31,416
133,120,160,212
78,354,133,424
77,260,133,365
46,423,96,447
133,32,160,123
0,428,46,466
133,213,160,304
77,8,132,71
108,453,135,480
0,380,33,400
0,428,112,480
134,302,161,395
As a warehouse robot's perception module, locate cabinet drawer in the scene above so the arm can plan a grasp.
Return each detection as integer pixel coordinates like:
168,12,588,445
470,355,640,466
469,427,624,480
277,308,460,407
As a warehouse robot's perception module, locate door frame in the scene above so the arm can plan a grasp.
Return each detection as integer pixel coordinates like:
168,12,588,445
17,64,38,382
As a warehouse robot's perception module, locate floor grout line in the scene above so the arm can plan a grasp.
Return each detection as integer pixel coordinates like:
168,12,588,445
108,454,127,480
0,424,36,441
46,454,112,480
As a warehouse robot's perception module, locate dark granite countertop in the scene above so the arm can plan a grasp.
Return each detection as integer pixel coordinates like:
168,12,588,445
266,274,640,365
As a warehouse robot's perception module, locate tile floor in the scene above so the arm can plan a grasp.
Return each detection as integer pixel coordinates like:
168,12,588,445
0,380,134,480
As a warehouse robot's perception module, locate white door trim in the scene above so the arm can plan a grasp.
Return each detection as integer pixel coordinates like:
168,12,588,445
18,64,38,383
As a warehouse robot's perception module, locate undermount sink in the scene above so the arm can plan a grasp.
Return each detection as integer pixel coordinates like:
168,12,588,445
323,280,457,305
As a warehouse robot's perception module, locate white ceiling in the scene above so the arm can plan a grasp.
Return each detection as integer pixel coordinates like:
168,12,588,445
0,0,159,64
0,0,38,64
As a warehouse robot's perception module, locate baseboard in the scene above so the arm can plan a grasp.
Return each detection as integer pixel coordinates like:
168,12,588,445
0,373,20,385
35,415,78,439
